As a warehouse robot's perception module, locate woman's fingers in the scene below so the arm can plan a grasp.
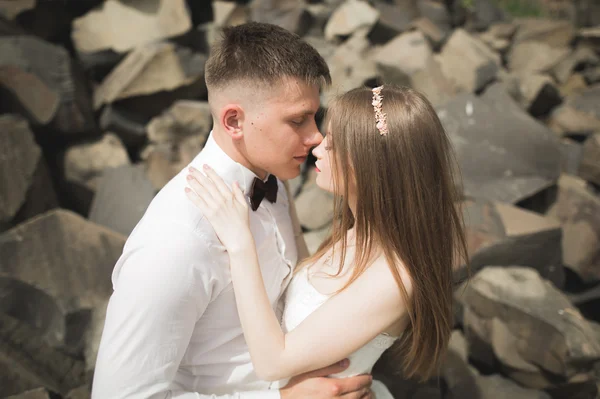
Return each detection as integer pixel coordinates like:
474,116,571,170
232,181,248,208
202,164,233,198
184,186,209,212
186,172,218,208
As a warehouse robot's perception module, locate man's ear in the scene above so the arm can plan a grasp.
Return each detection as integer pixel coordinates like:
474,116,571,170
220,104,245,141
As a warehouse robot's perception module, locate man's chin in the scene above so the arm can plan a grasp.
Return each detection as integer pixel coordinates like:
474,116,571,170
274,165,301,181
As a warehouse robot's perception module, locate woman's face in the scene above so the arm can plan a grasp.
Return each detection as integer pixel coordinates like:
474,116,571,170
312,134,339,194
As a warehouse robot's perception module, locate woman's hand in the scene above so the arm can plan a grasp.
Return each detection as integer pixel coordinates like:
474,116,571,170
185,164,253,253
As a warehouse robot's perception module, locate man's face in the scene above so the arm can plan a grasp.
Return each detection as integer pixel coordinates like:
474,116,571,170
240,77,323,180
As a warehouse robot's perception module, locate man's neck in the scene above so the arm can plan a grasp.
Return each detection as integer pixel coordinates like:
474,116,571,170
212,128,268,180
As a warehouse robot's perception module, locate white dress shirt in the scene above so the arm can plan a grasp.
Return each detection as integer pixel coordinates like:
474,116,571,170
92,133,298,399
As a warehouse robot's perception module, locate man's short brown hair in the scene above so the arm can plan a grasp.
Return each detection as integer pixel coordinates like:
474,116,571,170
205,22,331,90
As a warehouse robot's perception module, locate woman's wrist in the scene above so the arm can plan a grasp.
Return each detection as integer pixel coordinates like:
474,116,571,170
226,233,256,258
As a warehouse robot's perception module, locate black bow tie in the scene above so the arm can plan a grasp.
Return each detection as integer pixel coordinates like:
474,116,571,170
249,175,278,211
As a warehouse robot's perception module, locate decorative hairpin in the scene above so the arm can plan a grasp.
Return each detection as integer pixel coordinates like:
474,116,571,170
372,86,389,136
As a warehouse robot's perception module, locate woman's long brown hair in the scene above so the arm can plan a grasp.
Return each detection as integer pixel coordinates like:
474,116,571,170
299,85,468,381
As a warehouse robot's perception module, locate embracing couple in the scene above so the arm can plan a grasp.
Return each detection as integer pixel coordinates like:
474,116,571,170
91,22,467,399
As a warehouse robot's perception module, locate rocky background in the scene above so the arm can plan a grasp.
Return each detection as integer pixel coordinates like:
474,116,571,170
1,0,600,398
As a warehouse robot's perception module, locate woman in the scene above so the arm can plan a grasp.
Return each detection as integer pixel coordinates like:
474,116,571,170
185,85,468,396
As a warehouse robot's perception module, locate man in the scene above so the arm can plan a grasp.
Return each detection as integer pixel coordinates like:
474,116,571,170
91,22,373,399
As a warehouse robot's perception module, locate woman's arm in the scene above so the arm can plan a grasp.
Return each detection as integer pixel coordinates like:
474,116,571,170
185,165,408,382
229,246,407,381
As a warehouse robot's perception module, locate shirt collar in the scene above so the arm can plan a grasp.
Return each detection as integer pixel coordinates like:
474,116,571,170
190,131,269,195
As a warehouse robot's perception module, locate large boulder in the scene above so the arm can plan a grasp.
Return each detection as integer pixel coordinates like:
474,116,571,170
0,36,96,134
93,42,207,110
458,266,600,390
71,0,192,54
460,198,563,288
437,28,500,93
0,115,58,232
250,0,313,36
580,133,600,186
436,83,561,204
375,30,455,106
324,0,379,41
547,175,600,283
89,164,156,236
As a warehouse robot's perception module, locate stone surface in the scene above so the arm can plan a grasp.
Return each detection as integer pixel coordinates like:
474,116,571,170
322,29,378,106
517,73,562,117
371,0,419,41
0,209,126,356
93,42,207,110
72,0,192,54
0,36,96,134
409,17,446,49
508,41,570,74
0,311,86,397
250,0,313,36
0,0,35,20
213,1,249,27
375,30,454,106
552,44,599,84
512,18,576,48
64,133,130,191
437,28,499,93
89,164,156,237
436,83,561,204
147,100,212,145
549,102,600,137
324,0,379,41
548,174,600,283
580,133,600,186
460,198,563,287
460,266,600,389
99,104,148,148
559,138,584,175
5,387,60,399
0,115,41,227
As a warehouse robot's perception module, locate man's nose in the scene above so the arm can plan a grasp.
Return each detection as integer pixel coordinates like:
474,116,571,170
303,124,323,147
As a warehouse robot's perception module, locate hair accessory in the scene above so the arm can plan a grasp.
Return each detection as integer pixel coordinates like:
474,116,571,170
371,86,389,136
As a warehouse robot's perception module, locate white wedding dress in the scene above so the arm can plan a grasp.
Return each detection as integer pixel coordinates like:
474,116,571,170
271,266,398,398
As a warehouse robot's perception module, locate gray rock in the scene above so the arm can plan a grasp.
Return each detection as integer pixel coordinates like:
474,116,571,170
547,174,600,283
460,266,600,388
418,0,452,37
559,139,584,175
552,44,599,84
436,83,561,204
476,374,552,399
324,0,379,41
71,0,192,54
459,198,564,288
0,0,35,20
580,133,600,186
371,0,419,40
517,73,562,117
0,36,96,134
64,133,131,191
508,41,570,74
213,1,249,28
437,28,499,93
89,164,156,237
468,0,509,31
409,17,446,49
375,30,455,106
0,209,126,356
512,18,576,48
147,100,212,146
321,29,378,107
250,0,313,36
0,115,58,232
4,388,60,399
93,42,207,110
0,115,41,228
548,103,600,138
583,66,600,85
0,311,86,397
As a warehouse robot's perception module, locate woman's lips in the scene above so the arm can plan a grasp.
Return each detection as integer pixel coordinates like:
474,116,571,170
315,165,321,172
